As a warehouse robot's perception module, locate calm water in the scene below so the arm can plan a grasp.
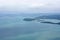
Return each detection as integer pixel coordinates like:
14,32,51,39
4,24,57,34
0,14,60,40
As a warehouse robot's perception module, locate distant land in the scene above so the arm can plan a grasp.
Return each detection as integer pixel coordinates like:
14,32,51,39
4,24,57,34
41,21,60,25
23,13,60,21
0,13,60,20
35,14,60,20
23,13,60,25
23,18,35,21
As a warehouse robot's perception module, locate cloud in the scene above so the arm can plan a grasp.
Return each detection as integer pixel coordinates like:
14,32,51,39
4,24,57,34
0,0,60,13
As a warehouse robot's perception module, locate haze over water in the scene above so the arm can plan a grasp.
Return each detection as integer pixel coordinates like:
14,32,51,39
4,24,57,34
0,0,60,40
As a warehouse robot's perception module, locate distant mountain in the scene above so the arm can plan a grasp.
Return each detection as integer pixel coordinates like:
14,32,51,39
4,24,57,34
35,13,60,20
0,13,60,20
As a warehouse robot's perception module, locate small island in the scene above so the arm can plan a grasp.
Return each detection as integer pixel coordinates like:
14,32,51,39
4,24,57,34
41,21,54,24
41,21,60,25
23,18,35,21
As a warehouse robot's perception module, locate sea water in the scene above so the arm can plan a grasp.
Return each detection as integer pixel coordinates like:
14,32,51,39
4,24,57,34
0,14,60,40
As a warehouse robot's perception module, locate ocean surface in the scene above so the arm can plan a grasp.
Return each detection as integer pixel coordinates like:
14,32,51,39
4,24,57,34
0,14,60,40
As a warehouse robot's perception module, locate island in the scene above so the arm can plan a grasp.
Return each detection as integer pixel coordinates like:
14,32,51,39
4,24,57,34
23,18,35,21
41,21,60,25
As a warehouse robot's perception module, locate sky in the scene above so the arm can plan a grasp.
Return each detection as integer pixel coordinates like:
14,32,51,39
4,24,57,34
0,0,60,13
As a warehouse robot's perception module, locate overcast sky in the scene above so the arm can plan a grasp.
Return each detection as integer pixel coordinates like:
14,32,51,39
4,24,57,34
0,0,60,13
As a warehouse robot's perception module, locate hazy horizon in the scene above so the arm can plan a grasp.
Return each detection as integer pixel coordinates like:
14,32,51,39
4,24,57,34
0,0,60,40
0,0,60,14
